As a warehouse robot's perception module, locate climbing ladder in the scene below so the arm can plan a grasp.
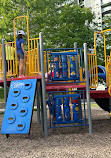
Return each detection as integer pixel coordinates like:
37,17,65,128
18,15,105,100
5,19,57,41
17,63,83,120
1,79,37,137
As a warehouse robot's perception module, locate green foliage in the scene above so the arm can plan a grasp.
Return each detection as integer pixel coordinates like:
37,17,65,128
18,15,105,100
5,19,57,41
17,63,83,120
103,15,111,50
0,0,95,49
95,15,111,65
56,5,94,48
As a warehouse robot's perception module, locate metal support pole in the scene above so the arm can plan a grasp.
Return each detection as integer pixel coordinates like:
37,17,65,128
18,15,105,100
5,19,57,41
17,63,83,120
40,80,44,131
2,39,7,106
84,43,92,134
36,81,41,124
38,43,41,71
39,32,48,137
74,42,77,49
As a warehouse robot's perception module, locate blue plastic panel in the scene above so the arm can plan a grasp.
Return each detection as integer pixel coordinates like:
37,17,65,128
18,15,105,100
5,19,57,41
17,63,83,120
50,52,80,81
1,79,37,134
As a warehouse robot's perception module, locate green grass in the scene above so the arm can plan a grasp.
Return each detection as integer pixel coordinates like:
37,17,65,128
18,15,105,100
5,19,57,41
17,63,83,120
0,88,4,102
82,102,98,107
91,103,98,107
0,87,9,102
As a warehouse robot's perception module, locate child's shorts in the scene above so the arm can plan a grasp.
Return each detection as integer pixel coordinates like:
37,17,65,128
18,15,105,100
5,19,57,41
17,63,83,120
17,53,24,61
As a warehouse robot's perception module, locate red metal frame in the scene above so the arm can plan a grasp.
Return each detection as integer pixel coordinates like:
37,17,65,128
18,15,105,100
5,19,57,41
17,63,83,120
0,76,42,87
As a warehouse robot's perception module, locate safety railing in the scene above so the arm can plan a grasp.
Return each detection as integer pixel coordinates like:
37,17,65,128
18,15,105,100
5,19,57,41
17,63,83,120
44,48,85,84
0,44,3,78
23,51,30,76
106,55,111,95
106,55,110,67
44,50,49,73
106,55,111,87
0,42,32,78
0,40,41,78
107,61,111,95
0,16,41,79
94,29,111,94
28,38,40,75
43,50,84,79
88,54,98,88
5,42,18,77
46,90,88,128
0,42,18,78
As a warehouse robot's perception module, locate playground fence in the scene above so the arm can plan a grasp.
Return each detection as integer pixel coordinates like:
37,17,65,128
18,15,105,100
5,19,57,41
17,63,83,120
44,48,85,84
5,42,18,77
28,38,40,75
106,55,111,95
0,42,18,78
0,44,3,78
46,90,88,128
23,51,30,76
88,53,98,88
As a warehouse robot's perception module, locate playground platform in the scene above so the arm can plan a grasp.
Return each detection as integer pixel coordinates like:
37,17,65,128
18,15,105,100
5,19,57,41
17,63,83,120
0,76,42,87
0,77,110,99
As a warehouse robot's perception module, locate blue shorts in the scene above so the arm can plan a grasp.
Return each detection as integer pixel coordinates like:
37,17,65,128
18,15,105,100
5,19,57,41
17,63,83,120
17,53,24,60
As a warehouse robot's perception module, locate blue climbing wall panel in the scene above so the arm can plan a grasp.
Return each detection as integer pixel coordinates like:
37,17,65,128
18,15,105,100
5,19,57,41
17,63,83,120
1,79,37,134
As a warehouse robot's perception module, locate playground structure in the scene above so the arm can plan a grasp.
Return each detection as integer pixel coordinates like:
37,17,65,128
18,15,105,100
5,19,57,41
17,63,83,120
1,79,37,138
0,16,111,137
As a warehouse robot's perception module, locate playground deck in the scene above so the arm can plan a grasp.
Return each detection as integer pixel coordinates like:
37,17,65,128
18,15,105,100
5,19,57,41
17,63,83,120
0,76,42,87
0,77,110,99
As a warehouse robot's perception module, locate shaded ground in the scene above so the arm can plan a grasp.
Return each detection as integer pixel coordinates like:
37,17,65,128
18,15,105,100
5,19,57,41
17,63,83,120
0,107,111,158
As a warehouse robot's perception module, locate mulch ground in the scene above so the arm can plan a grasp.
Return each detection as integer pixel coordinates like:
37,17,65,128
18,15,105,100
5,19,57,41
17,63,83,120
0,107,111,158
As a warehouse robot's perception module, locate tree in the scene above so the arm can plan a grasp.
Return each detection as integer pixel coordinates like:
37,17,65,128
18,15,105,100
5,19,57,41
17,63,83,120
0,0,95,49
94,15,111,65
102,15,111,53
52,4,95,48
0,0,65,41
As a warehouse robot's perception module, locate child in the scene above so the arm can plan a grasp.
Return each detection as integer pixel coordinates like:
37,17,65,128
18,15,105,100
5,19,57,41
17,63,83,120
16,30,27,78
